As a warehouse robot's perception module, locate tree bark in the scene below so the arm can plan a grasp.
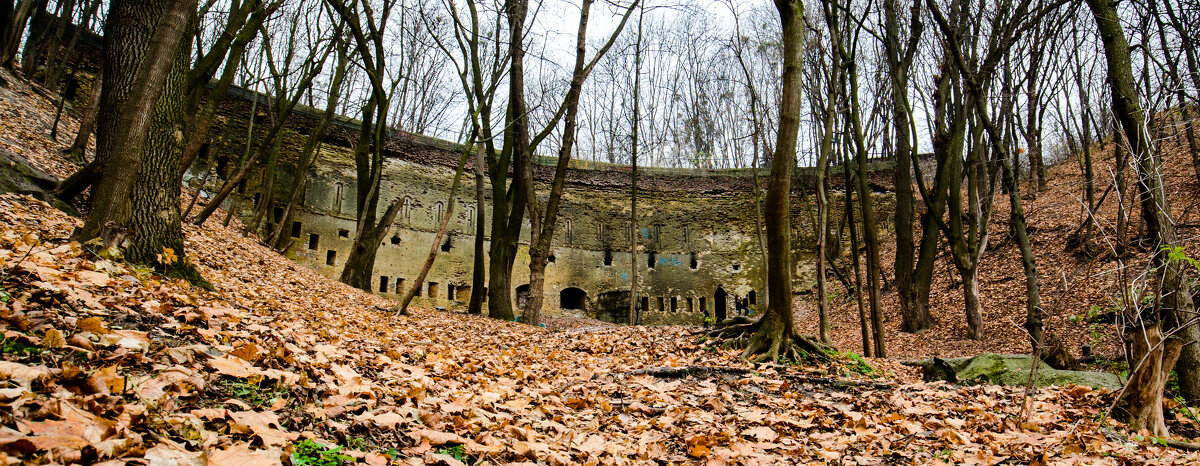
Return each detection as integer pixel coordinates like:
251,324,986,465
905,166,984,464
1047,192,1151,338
883,0,930,334
737,0,807,363
1088,0,1195,436
467,142,487,315
485,0,531,321
81,0,205,285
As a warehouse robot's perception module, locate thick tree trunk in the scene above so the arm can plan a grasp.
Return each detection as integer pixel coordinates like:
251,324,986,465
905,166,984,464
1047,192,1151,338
486,0,531,322
81,0,204,285
1088,0,1196,435
739,0,805,363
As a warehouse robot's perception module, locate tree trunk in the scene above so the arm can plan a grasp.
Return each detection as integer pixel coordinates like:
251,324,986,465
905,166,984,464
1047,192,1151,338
1088,0,1196,435
739,0,805,363
40,0,75,90
485,0,531,322
1,0,43,70
521,0,636,326
468,143,487,316
81,0,204,285
884,0,929,334
628,3,643,326
190,58,325,228
813,84,835,344
846,169,871,356
177,1,280,174
959,264,982,339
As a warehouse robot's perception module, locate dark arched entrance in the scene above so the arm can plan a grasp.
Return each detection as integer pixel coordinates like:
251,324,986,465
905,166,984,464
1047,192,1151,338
714,286,727,322
515,284,530,309
560,287,587,310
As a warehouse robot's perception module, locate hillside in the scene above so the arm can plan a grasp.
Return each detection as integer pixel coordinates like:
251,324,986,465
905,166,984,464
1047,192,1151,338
2,70,1200,464
800,121,1200,362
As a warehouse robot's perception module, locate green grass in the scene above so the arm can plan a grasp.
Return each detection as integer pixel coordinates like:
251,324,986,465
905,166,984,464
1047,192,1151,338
218,378,288,407
291,440,353,466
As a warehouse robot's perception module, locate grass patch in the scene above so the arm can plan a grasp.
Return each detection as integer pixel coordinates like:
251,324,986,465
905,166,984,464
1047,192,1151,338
291,440,353,466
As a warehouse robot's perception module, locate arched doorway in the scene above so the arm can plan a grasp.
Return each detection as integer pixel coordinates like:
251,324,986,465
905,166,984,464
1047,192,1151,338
560,287,588,310
515,284,530,309
714,286,727,322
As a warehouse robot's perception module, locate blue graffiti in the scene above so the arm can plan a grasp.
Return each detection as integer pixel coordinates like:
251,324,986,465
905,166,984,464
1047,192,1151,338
640,228,650,239
657,256,682,267
621,273,629,282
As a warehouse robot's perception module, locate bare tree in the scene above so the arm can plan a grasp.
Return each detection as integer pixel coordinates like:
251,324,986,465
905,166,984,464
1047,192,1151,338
708,0,830,363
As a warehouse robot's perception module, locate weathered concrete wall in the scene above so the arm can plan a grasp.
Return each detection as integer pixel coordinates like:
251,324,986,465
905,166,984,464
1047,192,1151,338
188,88,896,326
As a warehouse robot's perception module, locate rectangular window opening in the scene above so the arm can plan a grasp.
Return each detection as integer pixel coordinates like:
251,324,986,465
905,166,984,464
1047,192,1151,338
671,297,678,313
428,282,439,300
396,278,405,294
338,229,350,238
379,276,389,293
700,297,707,314
447,284,456,300
308,234,320,250
325,250,336,266
647,252,656,269
640,296,649,314
603,249,613,266
657,297,665,313
290,221,302,238
687,297,694,313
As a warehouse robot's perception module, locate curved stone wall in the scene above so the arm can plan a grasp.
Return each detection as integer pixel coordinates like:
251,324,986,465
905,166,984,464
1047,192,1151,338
193,88,896,325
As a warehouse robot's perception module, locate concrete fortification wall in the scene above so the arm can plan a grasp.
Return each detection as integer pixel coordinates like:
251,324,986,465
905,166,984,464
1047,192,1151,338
191,90,895,325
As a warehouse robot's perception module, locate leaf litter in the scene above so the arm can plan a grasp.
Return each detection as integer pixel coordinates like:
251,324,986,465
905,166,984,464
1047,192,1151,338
0,193,1194,465
1,70,1199,464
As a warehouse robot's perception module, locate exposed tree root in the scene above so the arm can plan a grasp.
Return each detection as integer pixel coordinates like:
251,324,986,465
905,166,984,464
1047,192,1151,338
705,316,833,364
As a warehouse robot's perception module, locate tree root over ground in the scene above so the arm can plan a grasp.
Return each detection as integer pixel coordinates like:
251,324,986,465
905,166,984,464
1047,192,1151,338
705,316,834,363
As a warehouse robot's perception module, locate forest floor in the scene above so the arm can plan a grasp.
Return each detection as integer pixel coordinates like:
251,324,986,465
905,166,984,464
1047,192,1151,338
4,71,1200,464
798,121,1200,363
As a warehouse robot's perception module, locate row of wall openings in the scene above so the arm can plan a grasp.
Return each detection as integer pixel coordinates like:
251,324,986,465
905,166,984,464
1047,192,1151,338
643,296,689,313
600,251,698,270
